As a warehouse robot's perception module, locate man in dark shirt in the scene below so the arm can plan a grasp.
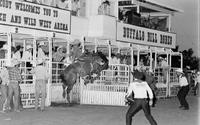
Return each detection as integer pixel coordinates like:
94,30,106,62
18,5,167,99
125,70,157,125
7,59,22,112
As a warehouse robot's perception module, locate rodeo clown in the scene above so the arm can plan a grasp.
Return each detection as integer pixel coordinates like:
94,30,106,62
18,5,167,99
125,70,157,125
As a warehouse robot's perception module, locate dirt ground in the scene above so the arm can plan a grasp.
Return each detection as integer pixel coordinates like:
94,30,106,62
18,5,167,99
0,96,199,125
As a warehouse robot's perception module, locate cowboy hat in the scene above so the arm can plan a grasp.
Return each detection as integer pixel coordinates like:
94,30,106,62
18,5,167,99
175,68,183,73
39,41,45,46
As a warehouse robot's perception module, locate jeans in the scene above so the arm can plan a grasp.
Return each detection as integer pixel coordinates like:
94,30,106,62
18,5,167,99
7,82,20,111
177,85,189,108
35,79,46,110
0,84,8,111
126,99,157,125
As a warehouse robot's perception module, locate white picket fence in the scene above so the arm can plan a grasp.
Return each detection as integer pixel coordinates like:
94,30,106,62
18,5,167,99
1,59,180,107
51,83,80,103
80,84,127,106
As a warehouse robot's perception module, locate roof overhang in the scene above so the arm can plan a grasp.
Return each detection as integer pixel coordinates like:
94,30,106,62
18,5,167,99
144,0,183,13
118,0,183,14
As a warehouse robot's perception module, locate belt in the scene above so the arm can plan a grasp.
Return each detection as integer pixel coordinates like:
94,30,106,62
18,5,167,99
181,85,189,87
134,98,149,100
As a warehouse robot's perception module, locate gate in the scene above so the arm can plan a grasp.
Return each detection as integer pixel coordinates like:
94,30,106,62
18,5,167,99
80,84,127,106
80,64,130,106
154,67,168,98
18,60,35,108
168,68,180,97
154,67,180,98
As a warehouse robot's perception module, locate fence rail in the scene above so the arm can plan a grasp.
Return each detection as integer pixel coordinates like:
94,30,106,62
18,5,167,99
0,59,182,107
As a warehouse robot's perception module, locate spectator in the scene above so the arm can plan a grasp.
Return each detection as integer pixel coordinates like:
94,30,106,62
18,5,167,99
57,0,71,10
0,44,8,59
159,57,169,83
175,68,190,110
7,59,22,112
13,45,23,61
22,45,33,71
144,54,150,66
69,39,82,62
30,59,49,111
72,0,80,16
22,45,33,60
139,58,144,67
98,0,111,16
118,8,124,21
125,70,157,125
37,42,49,61
52,46,66,62
0,64,9,113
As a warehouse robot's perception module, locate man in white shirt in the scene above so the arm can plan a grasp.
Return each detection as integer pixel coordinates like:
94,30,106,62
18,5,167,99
22,45,33,60
37,42,49,61
30,59,49,111
175,68,189,110
125,70,157,125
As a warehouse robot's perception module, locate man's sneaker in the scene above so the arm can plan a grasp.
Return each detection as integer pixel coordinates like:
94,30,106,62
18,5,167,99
179,106,184,109
182,107,189,110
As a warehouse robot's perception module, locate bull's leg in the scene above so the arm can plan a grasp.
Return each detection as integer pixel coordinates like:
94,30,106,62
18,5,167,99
66,84,74,105
62,84,67,98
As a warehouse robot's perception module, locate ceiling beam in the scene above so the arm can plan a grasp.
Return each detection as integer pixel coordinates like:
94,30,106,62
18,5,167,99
138,1,174,15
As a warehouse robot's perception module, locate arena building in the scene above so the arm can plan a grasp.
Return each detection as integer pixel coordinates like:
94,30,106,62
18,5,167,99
0,0,183,107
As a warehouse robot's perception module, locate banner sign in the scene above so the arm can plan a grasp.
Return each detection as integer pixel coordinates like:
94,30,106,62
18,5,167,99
0,0,71,34
117,22,176,48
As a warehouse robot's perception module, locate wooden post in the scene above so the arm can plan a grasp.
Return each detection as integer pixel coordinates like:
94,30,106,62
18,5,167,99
7,33,12,66
180,53,183,69
108,40,111,65
94,38,97,53
81,36,85,53
130,44,134,82
137,49,140,67
45,37,53,107
150,49,152,71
